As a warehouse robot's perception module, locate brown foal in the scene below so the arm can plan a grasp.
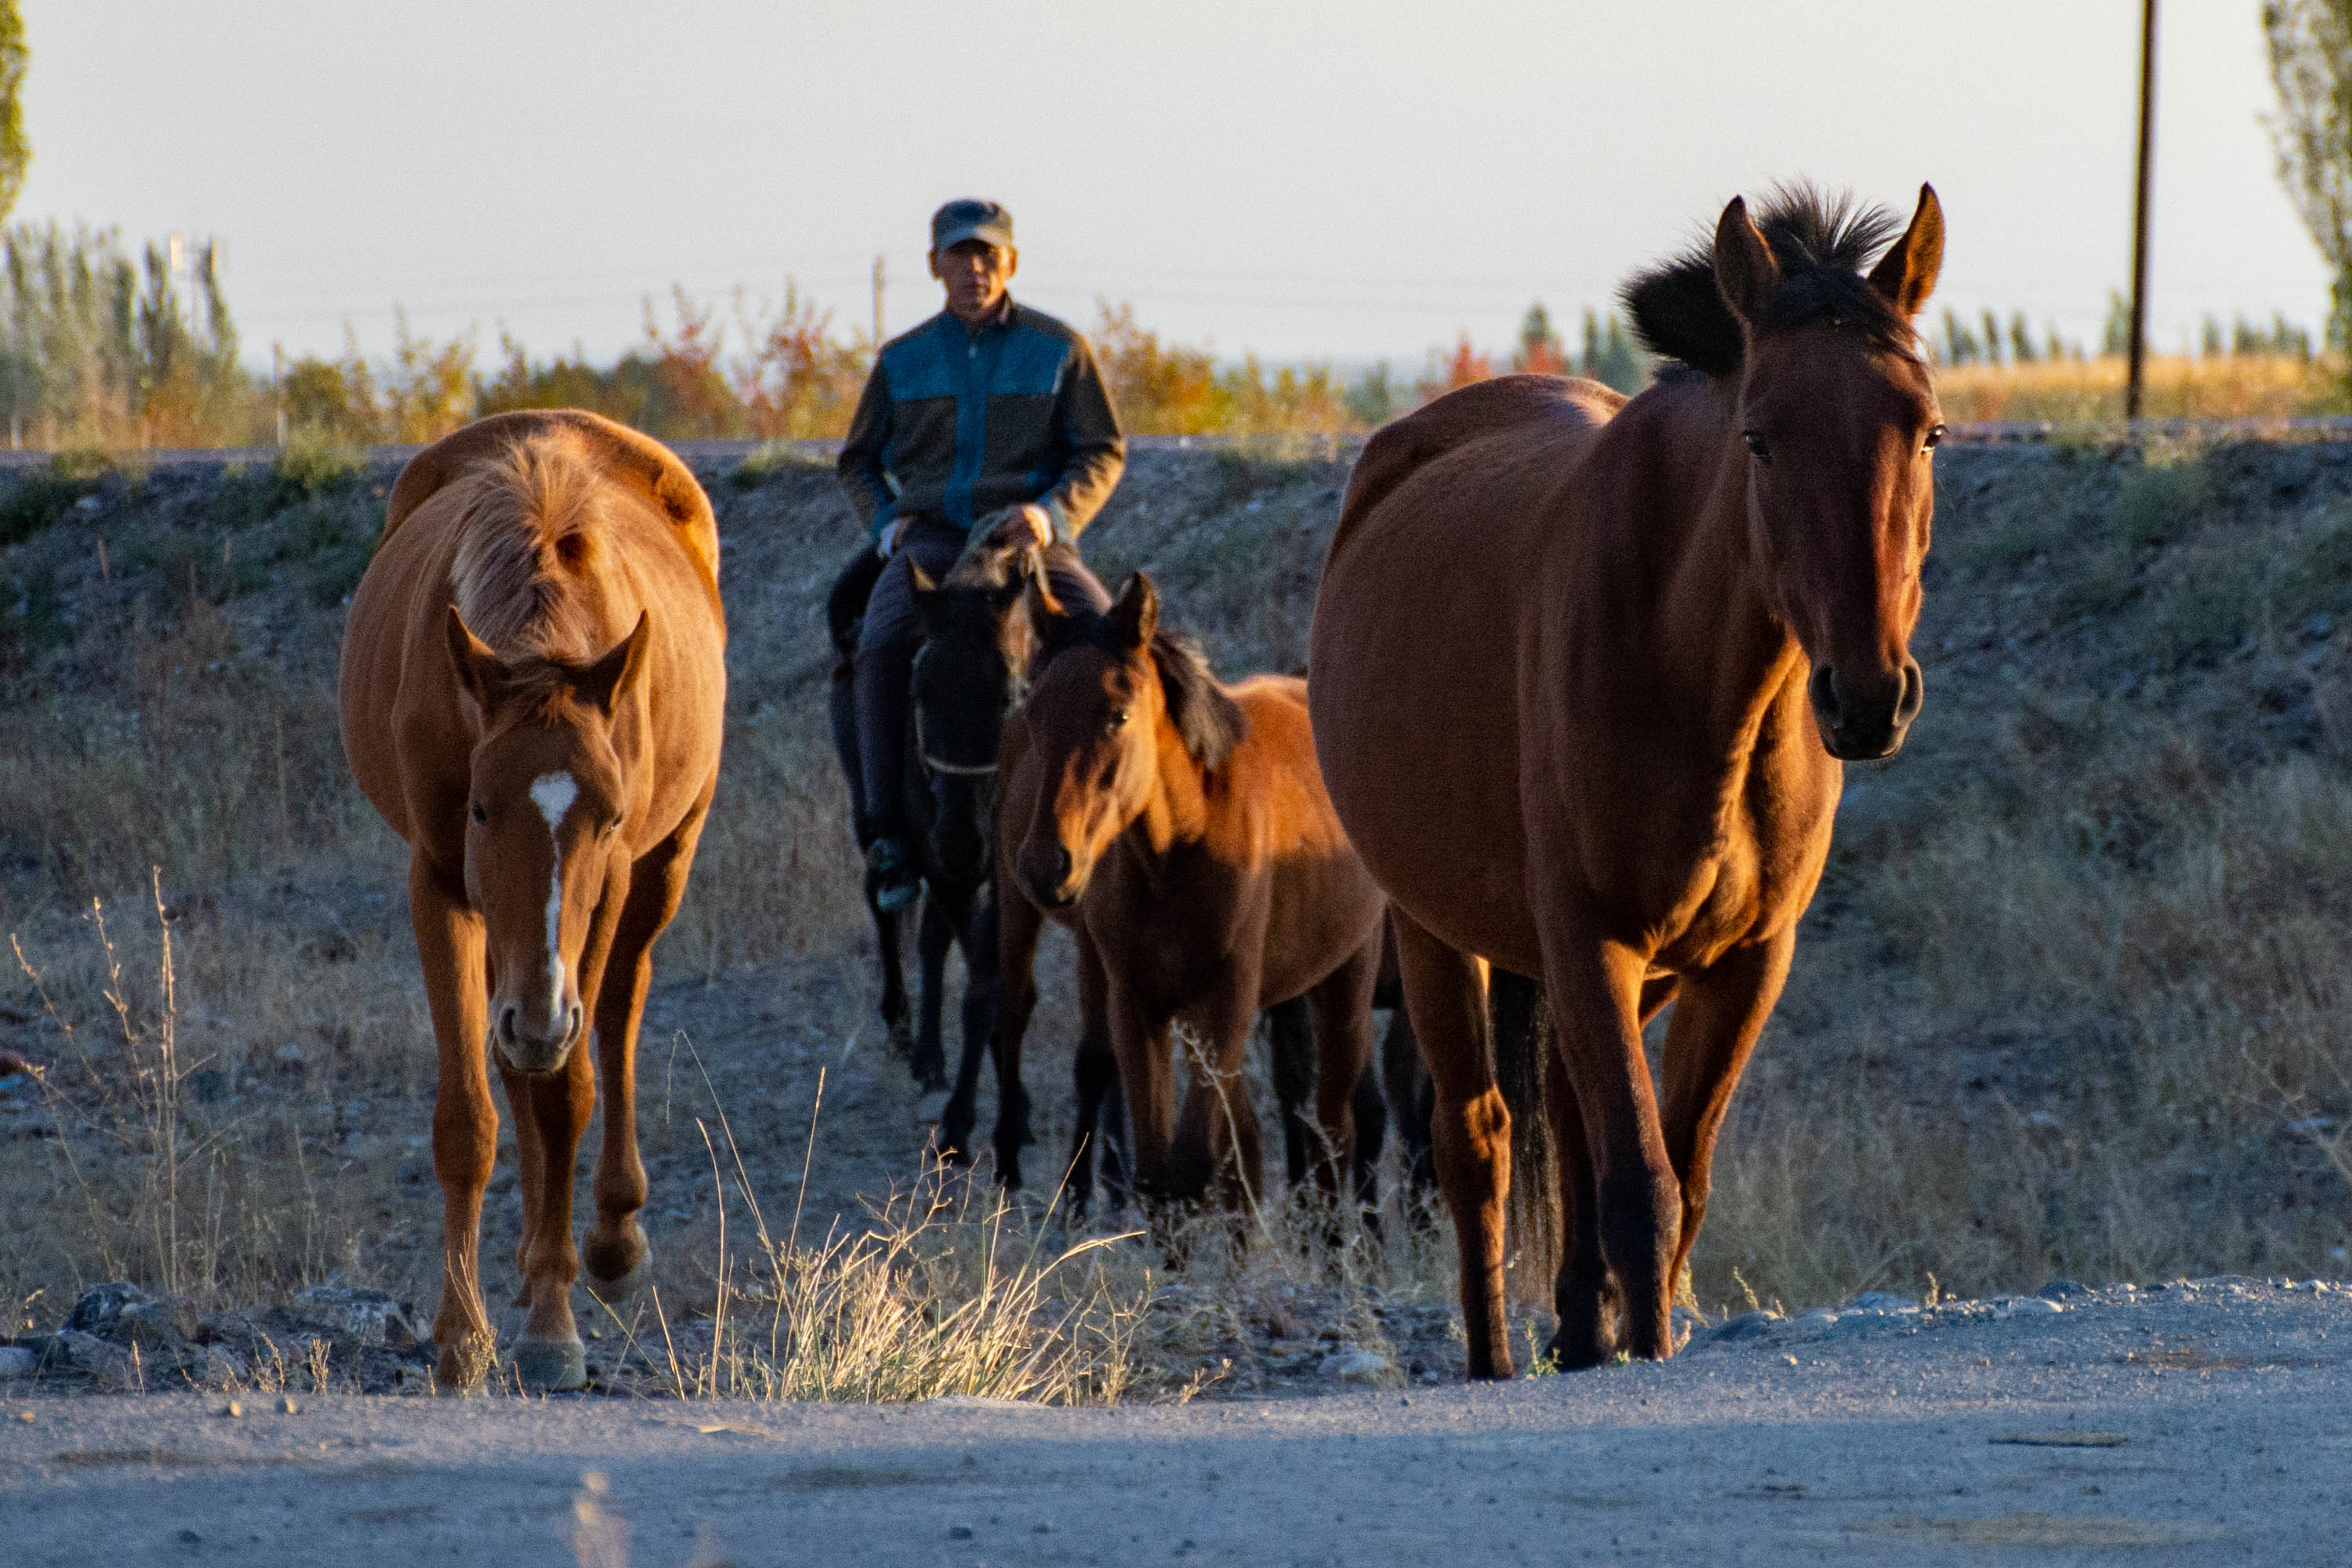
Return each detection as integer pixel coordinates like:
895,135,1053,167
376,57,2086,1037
1310,184,1946,1377
993,573,1386,1209
339,410,726,1390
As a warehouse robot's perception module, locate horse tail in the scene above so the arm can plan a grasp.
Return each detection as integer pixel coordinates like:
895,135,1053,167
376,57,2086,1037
1489,968,1560,1308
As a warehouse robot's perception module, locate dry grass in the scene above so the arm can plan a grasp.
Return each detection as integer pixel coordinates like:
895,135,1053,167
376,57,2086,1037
4,441,2351,1396
1933,353,2337,425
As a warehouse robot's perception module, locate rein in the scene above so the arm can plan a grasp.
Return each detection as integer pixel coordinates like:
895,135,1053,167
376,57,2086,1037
915,702,1000,776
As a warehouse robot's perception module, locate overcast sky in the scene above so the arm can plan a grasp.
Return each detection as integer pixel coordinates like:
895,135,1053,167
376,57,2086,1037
19,1,2327,371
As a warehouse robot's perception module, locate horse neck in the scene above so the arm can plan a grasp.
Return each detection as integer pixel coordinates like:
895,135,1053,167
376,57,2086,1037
1588,379,1811,757
1132,708,1212,858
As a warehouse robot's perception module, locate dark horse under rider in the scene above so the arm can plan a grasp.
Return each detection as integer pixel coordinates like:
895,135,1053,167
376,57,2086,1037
835,198,1127,913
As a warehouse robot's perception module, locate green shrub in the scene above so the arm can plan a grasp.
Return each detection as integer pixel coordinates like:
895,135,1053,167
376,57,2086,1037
0,471,94,546
274,426,367,496
2111,459,2209,549
728,439,827,491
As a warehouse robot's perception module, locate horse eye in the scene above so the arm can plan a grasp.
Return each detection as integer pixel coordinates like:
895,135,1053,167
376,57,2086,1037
1742,430,1769,463
602,818,622,840
470,802,486,824
1106,708,1129,732
1922,423,1947,452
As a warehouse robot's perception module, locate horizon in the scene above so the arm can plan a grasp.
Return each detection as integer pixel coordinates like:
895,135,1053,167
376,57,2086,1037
16,2,2330,373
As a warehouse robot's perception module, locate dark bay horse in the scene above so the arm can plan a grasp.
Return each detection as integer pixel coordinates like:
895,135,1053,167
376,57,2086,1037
340,410,727,1391
1309,184,1945,1377
995,573,1387,1211
826,539,1114,1112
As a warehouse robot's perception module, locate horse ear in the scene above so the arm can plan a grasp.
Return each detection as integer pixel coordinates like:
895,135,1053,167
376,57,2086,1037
1025,556,1071,629
576,612,653,716
908,558,949,632
1867,183,1944,318
1110,573,1159,650
1711,196,1781,326
445,606,505,710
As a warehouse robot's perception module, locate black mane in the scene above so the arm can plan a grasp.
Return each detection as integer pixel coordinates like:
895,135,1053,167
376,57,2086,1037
1034,608,1249,773
1621,183,1915,378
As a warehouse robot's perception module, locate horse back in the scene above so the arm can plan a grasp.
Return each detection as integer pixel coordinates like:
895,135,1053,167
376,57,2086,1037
1329,375,1623,568
383,408,722,604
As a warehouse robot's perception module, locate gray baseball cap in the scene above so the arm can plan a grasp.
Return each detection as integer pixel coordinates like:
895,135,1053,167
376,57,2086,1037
931,198,1014,252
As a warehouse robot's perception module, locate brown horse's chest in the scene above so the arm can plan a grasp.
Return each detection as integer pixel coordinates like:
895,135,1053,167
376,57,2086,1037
1636,752,1836,970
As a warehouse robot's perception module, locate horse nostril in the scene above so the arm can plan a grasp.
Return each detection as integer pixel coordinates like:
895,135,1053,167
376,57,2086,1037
1896,659,1926,723
1055,844,1073,883
1808,665,1842,730
499,1006,518,1044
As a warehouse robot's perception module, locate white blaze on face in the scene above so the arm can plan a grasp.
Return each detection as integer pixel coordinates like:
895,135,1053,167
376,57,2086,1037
529,771,579,1025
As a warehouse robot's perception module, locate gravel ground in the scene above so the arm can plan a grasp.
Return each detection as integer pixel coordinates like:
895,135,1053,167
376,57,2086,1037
4,1276,2347,1566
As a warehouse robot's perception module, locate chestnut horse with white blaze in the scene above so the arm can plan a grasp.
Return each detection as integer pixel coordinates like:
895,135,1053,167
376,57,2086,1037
1309,185,1945,1377
339,410,726,1391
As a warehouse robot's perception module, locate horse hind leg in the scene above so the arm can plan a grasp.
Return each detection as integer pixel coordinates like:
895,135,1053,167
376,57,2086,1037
1378,1002,1436,1203
1392,909,1514,1380
1265,996,1315,1192
1304,935,1380,1240
1541,1026,1616,1370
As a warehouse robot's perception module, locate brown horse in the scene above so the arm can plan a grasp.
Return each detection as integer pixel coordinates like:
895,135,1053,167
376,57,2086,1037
339,409,727,1391
995,574,1387,1209
1309,184,1944,1377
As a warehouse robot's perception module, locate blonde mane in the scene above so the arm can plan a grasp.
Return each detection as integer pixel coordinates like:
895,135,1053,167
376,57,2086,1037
449,433,611,665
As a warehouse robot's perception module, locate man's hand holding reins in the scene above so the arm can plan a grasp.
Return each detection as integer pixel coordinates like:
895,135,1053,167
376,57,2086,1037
985,504,1053,553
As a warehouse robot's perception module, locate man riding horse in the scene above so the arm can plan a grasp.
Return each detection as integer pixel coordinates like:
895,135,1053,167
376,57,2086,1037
833,198,1126,913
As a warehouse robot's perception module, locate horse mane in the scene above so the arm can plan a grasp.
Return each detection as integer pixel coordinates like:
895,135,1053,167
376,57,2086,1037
449,433,610,668
1035,609,1250,773
1621,183,1915,378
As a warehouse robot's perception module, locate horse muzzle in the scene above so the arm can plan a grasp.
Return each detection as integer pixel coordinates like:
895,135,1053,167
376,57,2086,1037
492,999,585,1075
1808,659,1924,761
1018,840,1083,910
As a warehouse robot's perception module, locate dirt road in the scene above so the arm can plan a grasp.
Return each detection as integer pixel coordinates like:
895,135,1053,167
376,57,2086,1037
4,1276,2345,1566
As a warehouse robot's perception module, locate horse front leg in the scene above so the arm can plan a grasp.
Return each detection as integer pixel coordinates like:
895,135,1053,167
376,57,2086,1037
835,657,913,1063
1064,927,1116,1218
1392,908,1512,1380
1657,933,1793,1325
408,856,499,1392
970,876,1042,1185
1168,970,1265,1214
496,1041,595,1392
912,892,953,1091
583,826,703,1315
1534,913,1679,1363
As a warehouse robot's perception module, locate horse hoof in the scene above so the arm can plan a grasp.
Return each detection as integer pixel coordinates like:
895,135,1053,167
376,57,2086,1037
433,1333,495,1392
584,1258,651,1306
514,1336,588,1392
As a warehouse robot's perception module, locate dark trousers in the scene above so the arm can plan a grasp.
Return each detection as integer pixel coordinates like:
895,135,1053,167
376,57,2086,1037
851,521,1109,833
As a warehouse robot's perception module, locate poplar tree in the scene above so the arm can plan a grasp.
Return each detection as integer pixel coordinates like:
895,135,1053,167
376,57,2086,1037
0,2,27,224
2265,1,2352,351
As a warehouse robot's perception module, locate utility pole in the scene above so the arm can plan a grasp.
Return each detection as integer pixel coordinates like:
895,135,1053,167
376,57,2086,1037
872,254,886,348
272,341,287,446
2125,0,2158,422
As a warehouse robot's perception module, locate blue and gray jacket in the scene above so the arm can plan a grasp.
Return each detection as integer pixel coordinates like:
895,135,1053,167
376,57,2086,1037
837,299,1126,547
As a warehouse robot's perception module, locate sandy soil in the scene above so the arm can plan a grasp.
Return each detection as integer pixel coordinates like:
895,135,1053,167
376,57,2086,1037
4,1276,2346,1566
